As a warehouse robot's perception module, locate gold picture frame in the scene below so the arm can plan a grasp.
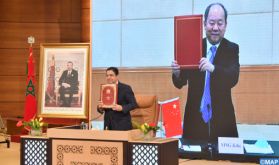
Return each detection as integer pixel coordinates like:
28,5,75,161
38,43,90,119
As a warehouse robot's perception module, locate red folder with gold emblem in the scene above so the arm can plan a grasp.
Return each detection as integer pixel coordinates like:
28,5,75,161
100,84,118,108
174,15,203,68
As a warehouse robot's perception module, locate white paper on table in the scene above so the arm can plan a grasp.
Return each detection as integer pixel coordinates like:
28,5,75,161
244,143,274,154
178,140,182,148
182,145,202,152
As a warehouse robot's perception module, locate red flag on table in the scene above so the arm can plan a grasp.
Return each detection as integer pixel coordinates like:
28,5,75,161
159,97,182,137
23,47,37,121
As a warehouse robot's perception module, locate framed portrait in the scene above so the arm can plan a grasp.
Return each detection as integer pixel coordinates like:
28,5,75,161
100,84,118,108
38,43,90,118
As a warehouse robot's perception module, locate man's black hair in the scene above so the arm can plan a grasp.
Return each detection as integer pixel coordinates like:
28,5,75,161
106,67,119,76
204,3,228,23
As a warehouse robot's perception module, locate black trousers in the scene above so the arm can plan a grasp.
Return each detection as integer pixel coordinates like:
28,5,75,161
59,86,76,107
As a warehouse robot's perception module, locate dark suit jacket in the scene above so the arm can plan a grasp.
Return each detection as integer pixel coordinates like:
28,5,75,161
103,82,138,130
58,69,78,90
172,38,240,141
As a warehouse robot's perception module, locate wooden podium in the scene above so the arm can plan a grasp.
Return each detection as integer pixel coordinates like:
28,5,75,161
20,126,178,165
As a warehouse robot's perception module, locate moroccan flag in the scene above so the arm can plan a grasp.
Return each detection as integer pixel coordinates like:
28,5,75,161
23,47,37,121
159,97,182,137
46,55,55,104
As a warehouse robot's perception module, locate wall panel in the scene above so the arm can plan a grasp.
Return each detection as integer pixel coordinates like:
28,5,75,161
92,0,121,21
0,76,39,102
275,0,279,11
92,1,278,68
91,66,279,124
81,9,90,42
92,21,121,67
0,48,40,76
0,0,83,119
194,0,273,14
0,0,80,23
226,13,273,65
273,12,279,63
71,0,82,22
233,69,279,93
0,102,25,118
122,0,192,19
233,93,279,124
82,0,90,9
0,23,81,49
122,19,173,67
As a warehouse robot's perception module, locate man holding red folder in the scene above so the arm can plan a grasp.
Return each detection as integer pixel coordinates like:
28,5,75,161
172,3,239,141
97,67,138,130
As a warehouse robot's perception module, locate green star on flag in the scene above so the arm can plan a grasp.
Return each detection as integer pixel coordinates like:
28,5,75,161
26,79,35,96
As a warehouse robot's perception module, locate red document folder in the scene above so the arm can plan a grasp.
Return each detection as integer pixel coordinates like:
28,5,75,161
174,15,203,68
100,84,118,108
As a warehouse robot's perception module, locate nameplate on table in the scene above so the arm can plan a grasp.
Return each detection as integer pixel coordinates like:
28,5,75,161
218,137,244,154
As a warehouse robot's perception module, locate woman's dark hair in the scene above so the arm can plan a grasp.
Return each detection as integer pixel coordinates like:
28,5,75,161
106,67,119,76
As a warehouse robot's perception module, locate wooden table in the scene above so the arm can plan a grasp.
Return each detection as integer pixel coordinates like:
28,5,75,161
20,127,178,165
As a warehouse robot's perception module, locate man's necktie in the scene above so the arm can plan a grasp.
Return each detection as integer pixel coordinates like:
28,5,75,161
200,45,217,123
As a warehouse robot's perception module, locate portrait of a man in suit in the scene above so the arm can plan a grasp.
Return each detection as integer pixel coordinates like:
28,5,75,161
40,44,89,118
58,61,79,107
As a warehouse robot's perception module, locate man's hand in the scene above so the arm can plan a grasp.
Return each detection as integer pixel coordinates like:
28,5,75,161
97,101,104,108
171,60,180,77
62,83,71,88
199,58,215,72
112,104,123,111
97,101,105,114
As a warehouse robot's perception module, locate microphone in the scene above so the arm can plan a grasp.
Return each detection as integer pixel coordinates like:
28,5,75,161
88,110,104,130
80,122,88,130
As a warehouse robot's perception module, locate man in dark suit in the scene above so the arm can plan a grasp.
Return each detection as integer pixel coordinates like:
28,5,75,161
97,67,138,130
58,61,79,107
172,3,239,141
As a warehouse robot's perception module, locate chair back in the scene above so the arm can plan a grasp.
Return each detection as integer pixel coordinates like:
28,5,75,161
130,95,159,127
